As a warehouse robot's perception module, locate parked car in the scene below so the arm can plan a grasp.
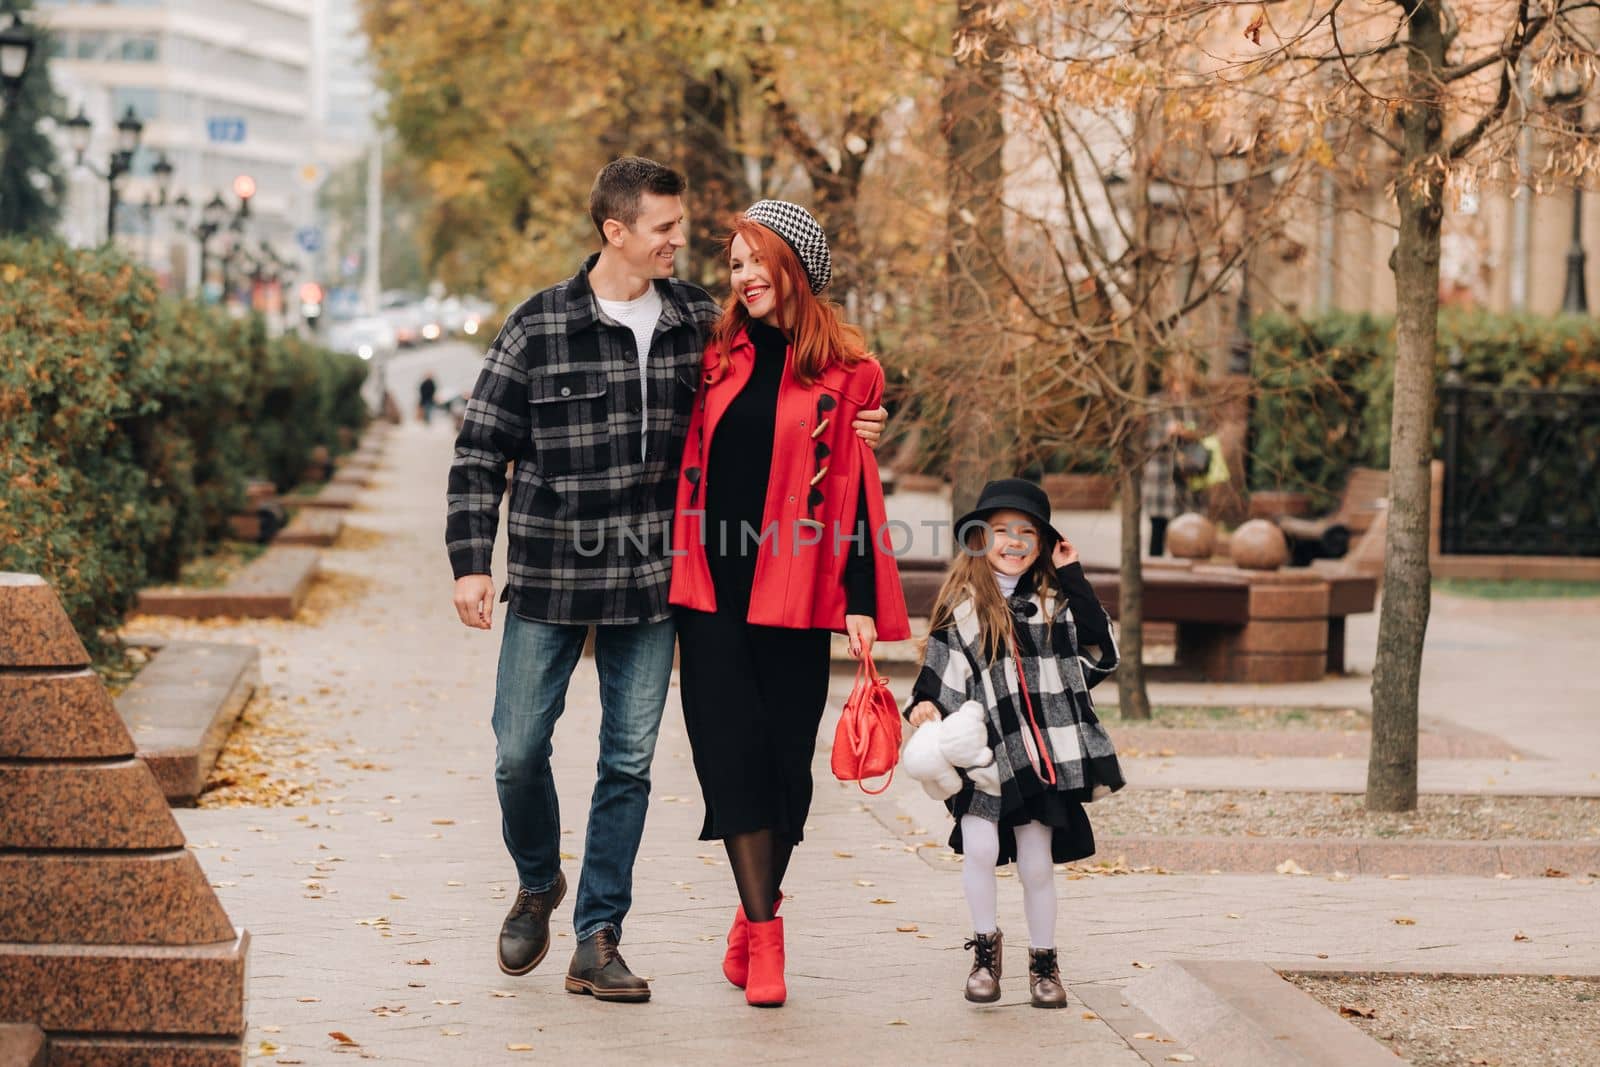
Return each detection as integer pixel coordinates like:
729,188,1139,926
379,302,431,348
326,316,398,362
439,295,496,338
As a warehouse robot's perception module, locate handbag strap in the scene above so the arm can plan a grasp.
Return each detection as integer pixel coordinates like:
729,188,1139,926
1009,634,1058,786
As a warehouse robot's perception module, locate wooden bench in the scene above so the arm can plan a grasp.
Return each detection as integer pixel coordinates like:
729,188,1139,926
1261,466,1389,566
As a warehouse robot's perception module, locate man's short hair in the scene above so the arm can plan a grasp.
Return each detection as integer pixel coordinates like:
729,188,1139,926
589,157,687,237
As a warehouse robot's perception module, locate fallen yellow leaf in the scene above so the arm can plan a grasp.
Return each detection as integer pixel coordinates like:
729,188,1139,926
507,1044,534,1052
1392,917,1416,926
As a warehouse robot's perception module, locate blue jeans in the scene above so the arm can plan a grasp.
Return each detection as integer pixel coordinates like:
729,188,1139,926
492,613,676,941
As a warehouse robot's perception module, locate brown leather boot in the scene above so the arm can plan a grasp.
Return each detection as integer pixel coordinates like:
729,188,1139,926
963,930,1002,1003
496,871,566,976
1028,947,1067,1008
564,929,650,1002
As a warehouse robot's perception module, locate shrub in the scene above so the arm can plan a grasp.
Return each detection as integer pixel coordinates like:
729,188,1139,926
0,238,367,647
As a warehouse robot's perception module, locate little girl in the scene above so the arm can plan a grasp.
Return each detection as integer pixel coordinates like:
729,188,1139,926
907,478,1124,1008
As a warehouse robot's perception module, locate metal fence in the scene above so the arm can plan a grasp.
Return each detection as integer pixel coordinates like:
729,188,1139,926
1439,368,1600,557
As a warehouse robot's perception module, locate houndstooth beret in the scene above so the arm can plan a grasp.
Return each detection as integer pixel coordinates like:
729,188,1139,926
742,199,832,294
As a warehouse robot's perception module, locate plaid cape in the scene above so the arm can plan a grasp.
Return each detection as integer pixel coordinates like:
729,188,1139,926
911,566,1125,823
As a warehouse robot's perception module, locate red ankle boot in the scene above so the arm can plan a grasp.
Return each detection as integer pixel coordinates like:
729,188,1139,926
744,917,786,1007
722,896,781,989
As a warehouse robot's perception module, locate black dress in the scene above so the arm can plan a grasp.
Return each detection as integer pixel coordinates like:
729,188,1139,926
675,320,874,845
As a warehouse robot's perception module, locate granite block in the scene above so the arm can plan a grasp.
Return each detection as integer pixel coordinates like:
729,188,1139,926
0,575,88,669
294,483,359,510
0,934,247,1036
275,509,343,547
1229,650,1326,683
0,852,237,945
1098,835,1362,874
1235,619,1329,654
330,467,374,488
134,549,317,620
0,761,183,850
46,1035,245,1067
0,671,133,760
1496,842,1600,878
116,641,259,806
1354,839,1501,876
1127,960,1398,1067
1246,581,1331,619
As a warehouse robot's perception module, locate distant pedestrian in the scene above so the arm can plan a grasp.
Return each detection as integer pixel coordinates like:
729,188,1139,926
1141,367,1205,556
418,374,438,424
904,478,1123,1008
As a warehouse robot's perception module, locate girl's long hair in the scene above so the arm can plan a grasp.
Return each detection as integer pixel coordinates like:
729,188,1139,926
925,524,1060,667
708,218,866,384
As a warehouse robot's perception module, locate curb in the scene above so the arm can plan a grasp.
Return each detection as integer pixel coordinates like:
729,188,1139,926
1125,960,1397,1067
114,640,260,805
1094,834,1600,878
134,546,320,620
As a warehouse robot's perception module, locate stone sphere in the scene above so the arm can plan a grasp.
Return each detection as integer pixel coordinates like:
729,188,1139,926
1230,519,1289,571
1166,512,1217,560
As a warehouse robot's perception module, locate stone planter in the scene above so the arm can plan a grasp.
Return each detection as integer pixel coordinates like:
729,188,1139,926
1043,473,1116,511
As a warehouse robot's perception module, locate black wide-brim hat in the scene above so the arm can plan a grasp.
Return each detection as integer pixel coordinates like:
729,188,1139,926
953,478,1063,549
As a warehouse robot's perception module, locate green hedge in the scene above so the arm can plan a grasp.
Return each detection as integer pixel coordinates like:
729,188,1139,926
1247,309,1600,510
0,239,368,649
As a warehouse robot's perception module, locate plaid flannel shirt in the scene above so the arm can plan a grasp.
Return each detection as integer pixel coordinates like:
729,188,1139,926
446,255,721,625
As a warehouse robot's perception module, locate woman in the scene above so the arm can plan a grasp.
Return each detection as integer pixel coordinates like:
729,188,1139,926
668,201,910,1008
1140,366,1204,557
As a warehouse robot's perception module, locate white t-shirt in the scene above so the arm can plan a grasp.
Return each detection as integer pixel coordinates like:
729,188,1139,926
595,286,664,463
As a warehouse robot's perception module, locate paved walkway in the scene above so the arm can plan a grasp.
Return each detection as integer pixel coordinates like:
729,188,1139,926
130,383,1599,1065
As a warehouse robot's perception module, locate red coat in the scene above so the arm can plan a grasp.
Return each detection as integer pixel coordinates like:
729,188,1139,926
668,327,911,641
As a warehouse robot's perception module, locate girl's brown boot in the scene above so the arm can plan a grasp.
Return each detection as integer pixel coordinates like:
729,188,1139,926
963,930,1002,1003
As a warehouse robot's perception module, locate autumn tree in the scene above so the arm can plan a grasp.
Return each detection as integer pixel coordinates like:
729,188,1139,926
361,0,946,307
902,5,1320,718
1154,1,1598,810
927,1,1597,800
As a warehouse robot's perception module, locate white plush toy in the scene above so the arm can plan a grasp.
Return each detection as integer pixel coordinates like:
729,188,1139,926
902,700,1002,801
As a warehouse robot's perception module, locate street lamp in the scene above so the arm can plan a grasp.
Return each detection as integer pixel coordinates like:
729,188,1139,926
199,193,228,300
151,151,174,205
65,104,146,243
0,13,36,113
1545,64,1590,314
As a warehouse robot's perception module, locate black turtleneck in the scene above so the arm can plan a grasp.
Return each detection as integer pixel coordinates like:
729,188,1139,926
704,319,875,619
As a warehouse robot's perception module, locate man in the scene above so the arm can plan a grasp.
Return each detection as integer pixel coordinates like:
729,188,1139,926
417,373,437,424
446,157,884,1002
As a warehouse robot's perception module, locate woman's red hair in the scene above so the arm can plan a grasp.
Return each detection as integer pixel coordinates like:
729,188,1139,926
708,218,867,384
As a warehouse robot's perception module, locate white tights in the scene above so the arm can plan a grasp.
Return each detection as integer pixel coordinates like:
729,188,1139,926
959,815,1057,949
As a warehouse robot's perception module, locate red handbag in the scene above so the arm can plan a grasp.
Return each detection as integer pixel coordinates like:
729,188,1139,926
830,652,903,795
